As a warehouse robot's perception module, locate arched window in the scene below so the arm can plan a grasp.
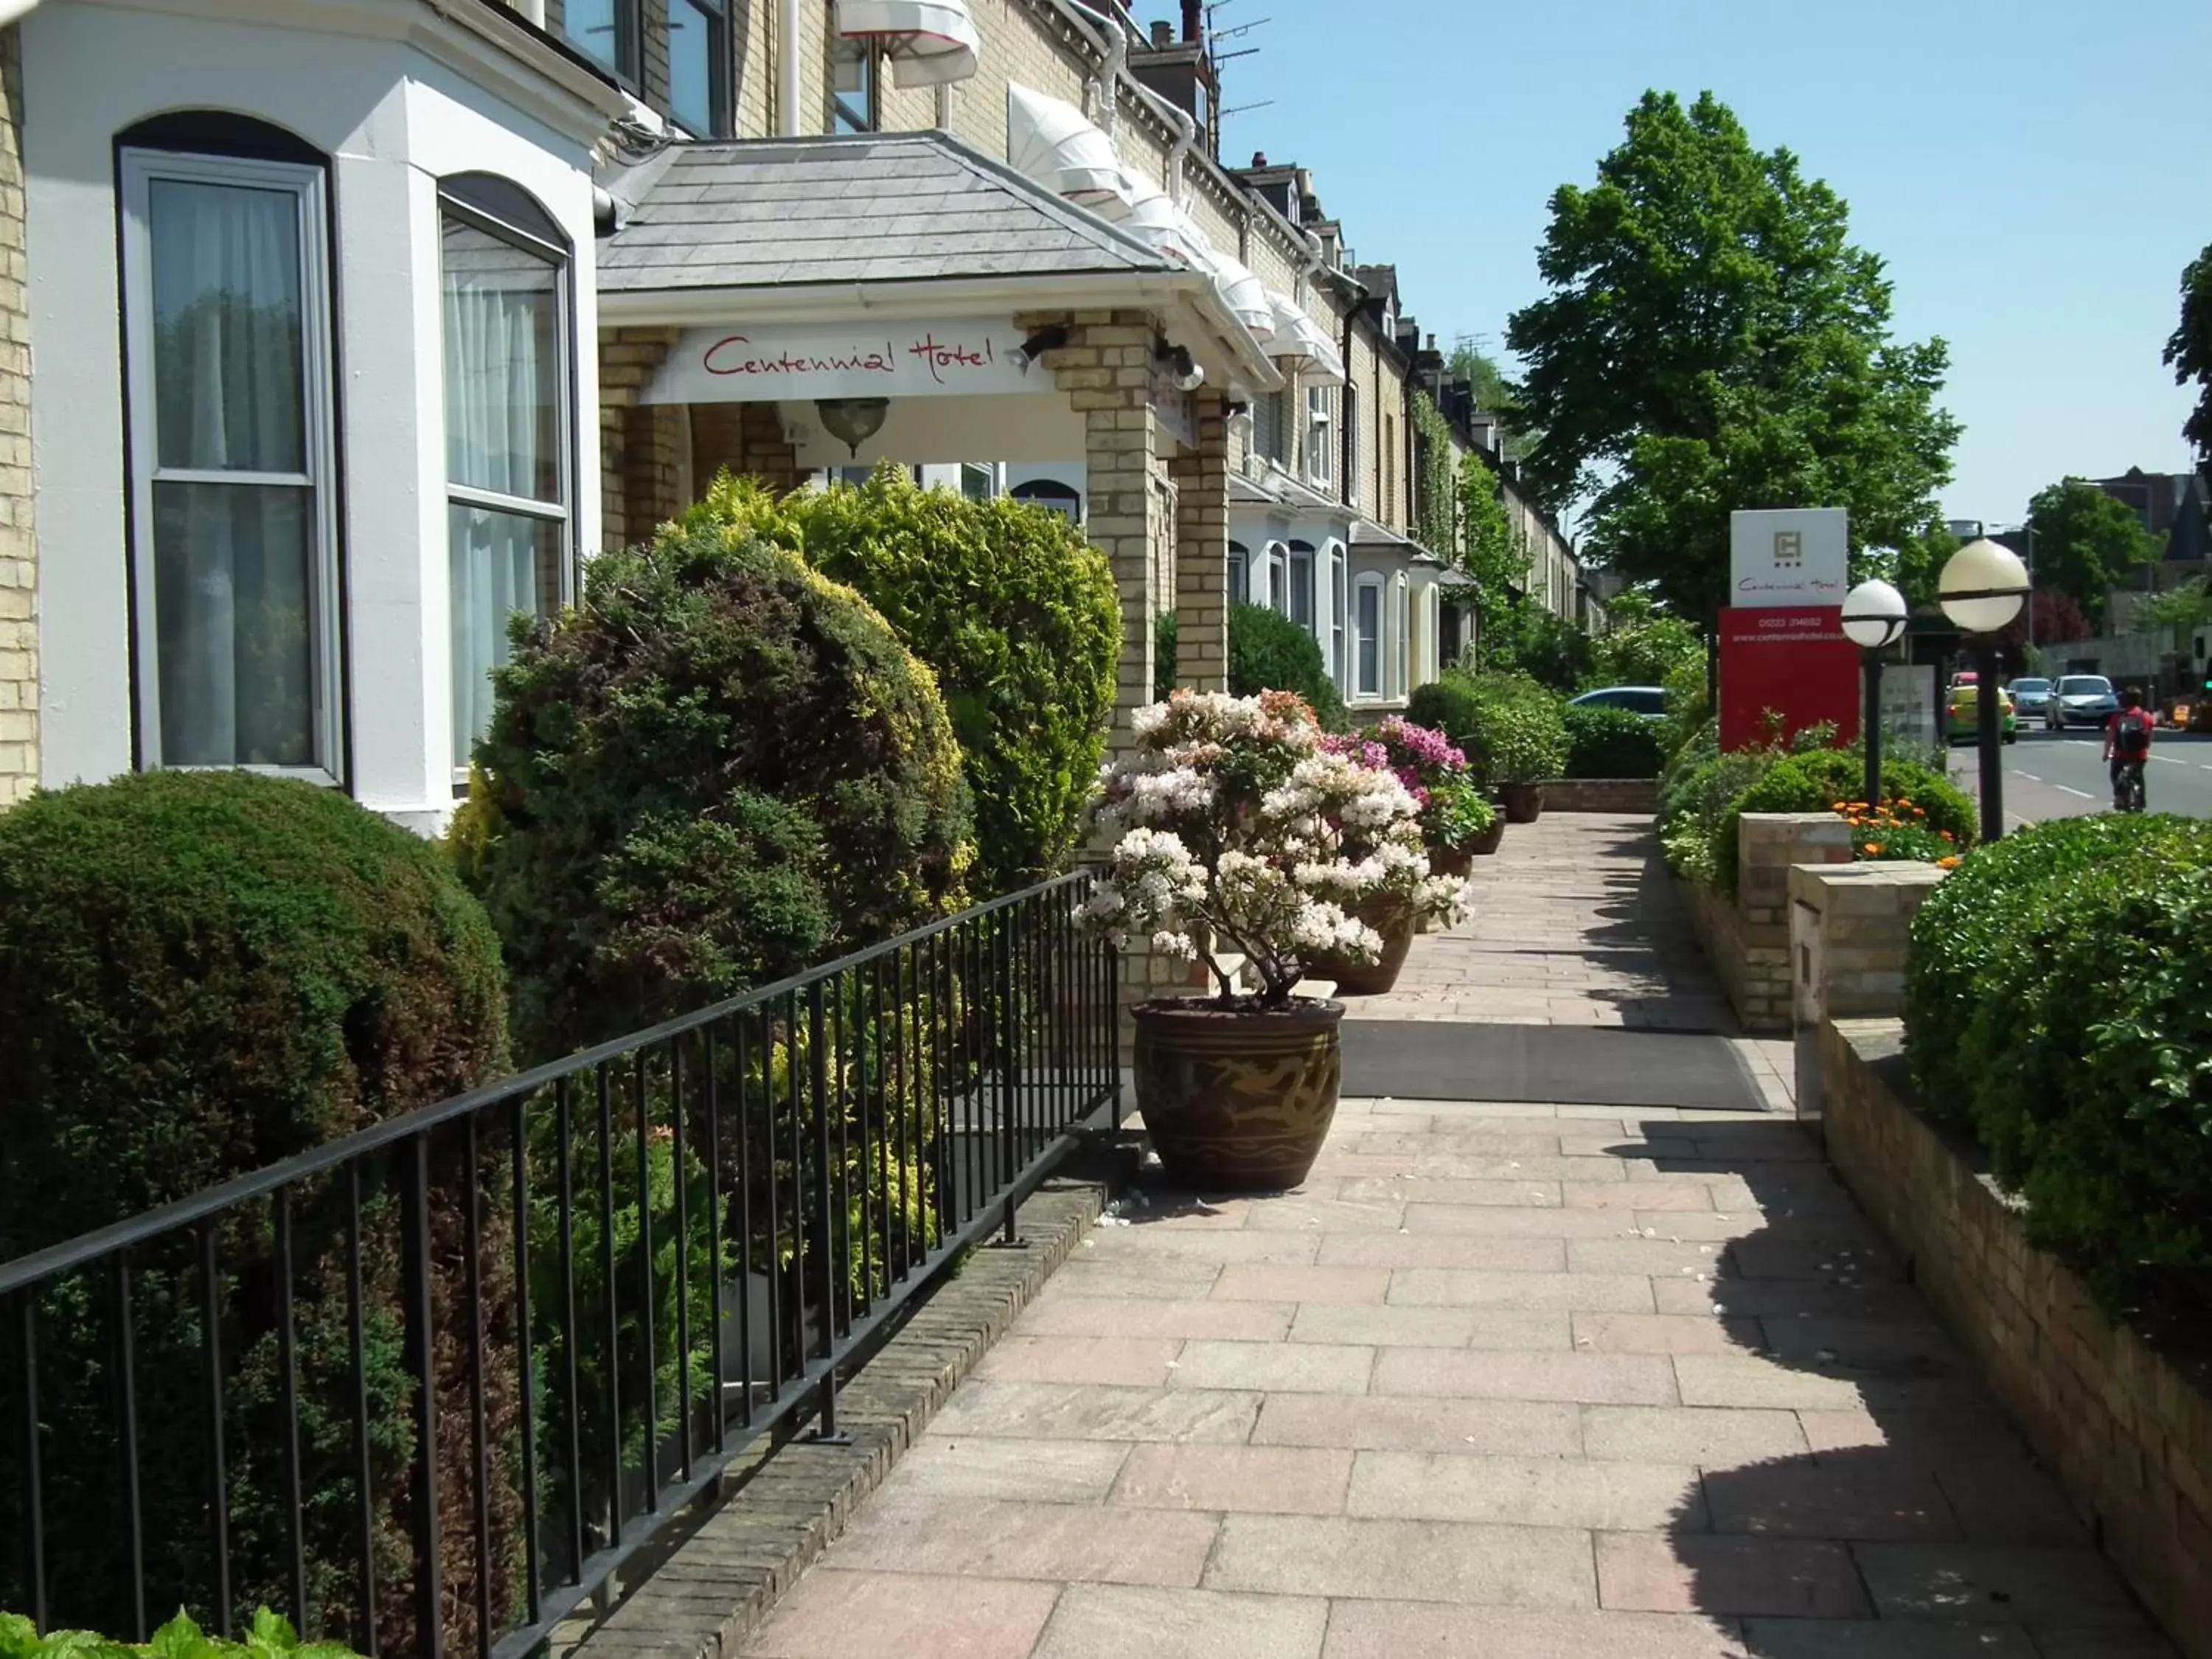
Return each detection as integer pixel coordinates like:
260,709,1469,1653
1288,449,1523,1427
441,173,574,772
1329,547,1349,691
119,113,339,779
1227,540,1248,606
1011,479,1082,524
1394,574,1411,700
1354,573,1384,699
1265,542,1290,616
1287,540,1316,633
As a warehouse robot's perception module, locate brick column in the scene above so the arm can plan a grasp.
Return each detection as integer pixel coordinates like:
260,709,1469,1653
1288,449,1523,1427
597,327,684,551
691,401,802,497
0,26,33,808
1169,389,1229,692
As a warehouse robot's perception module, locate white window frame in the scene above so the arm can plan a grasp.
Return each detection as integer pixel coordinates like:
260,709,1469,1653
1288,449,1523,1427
1329,546,1349,692
1395,573,1411,700
666,0,730,136
1287,542,1315,633
1343,383,1360,507
441,179,576,782
1265,543,1290,616
1354,572,1384,700
1227,542,1248,606
1306,384,1332,487
120,147,341,783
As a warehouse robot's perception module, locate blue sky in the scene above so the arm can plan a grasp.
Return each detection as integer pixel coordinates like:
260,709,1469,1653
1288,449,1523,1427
1212,0,2212,531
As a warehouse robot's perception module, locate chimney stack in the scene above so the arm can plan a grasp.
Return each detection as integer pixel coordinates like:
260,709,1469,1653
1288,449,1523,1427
1150,19,1172,46
1252,151,1268,167
1183,0,1203,41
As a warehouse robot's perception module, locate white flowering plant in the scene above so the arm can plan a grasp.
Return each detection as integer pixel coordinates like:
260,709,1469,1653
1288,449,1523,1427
1084,691,1469,1006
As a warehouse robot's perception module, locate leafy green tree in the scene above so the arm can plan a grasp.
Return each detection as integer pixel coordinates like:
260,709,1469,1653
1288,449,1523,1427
2025,477,2159,625
1447,336,1534,462
2163,243,2212,462
1506,90,1960,619
1590,607,1703,687
1450,451,1529,651
1888,522,1960,611
2132,574,2212,634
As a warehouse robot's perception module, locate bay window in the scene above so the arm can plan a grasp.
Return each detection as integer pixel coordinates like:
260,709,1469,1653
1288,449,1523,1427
1266,544,1290,616
442,175,574,774
121,142,338,776
1354,574,1382,700
1288,541,1315,633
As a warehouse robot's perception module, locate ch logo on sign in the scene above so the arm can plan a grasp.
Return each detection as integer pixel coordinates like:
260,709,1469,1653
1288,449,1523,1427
1773,531,1804,568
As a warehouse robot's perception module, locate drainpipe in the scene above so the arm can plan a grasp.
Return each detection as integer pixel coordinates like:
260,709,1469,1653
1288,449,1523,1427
778,0,804,136
516,0,546,24
1059,0,1128,140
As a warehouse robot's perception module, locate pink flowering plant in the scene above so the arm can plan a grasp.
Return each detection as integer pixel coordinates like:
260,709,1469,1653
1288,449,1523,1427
1354,717,1496,854
1085,691,1467,1007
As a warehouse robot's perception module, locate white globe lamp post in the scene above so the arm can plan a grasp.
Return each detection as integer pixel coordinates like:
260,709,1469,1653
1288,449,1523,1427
1840,578,1910,810
1938,540,2031,843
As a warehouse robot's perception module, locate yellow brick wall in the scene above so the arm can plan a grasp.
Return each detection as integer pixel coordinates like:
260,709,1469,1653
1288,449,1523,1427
0,24,33,807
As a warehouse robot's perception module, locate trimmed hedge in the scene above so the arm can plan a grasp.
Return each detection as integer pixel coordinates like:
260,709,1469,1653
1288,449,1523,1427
467,518,970,1060
1905,815,2212,1309
1229,602,1346,729
0,771,514,1649
697,470,1120,893
1563,703,1666,779
1715,749,1974,896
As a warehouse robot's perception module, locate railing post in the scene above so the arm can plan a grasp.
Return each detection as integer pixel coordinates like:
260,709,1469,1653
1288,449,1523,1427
992,908,1026,1249
805,983,850,1444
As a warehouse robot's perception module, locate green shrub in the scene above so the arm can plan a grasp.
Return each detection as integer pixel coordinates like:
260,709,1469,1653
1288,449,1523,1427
468,518,970,1060
1659,653,1713,761
1563,703,1666,779
1406,674,1481,750
0,1607,363,1659
1905,815,2212,1309
1714,748,1974,896
1155,612,1178,702
698,470,1119,894
1658,748,1784,885
1229,602,1346,729
0,771,513,1649
1405,670,1568,786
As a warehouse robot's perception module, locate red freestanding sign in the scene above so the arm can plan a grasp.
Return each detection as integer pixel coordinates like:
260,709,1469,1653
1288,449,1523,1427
1719,607,1862,751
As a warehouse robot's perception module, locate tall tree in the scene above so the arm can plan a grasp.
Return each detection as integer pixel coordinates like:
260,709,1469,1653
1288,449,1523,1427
2025,477,2160,626
1447,336,1534,462
1506,91,1960,618
2164,243,2212,462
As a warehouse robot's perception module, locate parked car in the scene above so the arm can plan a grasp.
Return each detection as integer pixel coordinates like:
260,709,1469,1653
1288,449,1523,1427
1568,685,1667,719
2007,676,2053,719
2046,674,2120,731
1946,675,2017,744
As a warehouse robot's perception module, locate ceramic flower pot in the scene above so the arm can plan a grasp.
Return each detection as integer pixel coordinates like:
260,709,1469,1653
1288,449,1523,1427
1468,818,1507,856
1500,783,1545,824
1304,894,1418,998
1429,844,1476,880
1132,998,1344,1191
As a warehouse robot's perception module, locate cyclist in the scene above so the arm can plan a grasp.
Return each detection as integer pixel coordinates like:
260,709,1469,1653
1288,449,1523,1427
2104,686,2154,812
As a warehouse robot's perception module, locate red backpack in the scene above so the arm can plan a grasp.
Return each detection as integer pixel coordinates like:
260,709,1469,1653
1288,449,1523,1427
2114,709,2152,759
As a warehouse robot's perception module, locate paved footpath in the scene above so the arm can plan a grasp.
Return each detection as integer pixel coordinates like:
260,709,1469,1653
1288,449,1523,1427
738,819,2175,1659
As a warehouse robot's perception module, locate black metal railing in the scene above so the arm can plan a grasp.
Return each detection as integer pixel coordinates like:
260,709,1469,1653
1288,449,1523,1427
0,873,1119,1658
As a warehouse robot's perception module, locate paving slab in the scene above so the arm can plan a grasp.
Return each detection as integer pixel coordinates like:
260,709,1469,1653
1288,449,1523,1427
1204,1513,1599,1605
1033,1586,1326,1659
1321,1604,1750,1659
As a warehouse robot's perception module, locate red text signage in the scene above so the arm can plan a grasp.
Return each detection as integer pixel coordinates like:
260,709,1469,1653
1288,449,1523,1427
1719,606,1862,752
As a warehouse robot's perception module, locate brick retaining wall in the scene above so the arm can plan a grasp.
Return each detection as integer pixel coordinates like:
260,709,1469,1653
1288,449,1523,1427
1540,778,1658,813
1825,1018,2212,1659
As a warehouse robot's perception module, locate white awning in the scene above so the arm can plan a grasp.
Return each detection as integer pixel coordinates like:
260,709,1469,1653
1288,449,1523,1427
1206,245,1275,344
1006,84,1127,203
1268,291,1346,386
1120,187,1208,262
839,0,981,88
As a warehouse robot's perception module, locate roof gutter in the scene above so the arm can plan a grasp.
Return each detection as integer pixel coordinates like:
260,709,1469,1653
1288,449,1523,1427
0,0,36,23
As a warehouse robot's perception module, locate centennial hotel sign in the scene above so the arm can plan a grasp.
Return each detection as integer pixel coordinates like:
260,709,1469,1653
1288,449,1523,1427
641,317,1050,404
1719,509,1860,751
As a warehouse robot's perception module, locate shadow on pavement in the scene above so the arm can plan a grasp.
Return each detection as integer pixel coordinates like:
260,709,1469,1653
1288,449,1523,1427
1609,1116,2180,1656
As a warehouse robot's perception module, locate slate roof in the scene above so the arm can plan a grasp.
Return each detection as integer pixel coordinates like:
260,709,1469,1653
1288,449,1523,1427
598,131,1181,293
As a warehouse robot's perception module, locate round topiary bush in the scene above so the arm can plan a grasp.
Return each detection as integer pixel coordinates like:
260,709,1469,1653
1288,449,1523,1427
1905,814,2212,1310
1230,602,1347,729
693,470,1119,894
468,516,972,1060
1563,703,1667,779
1407,672,1481,751
1714,748,1975,895
0,769,514,1649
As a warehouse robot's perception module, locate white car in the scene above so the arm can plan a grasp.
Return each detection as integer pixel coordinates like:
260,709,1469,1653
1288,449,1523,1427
2046,674,2120,731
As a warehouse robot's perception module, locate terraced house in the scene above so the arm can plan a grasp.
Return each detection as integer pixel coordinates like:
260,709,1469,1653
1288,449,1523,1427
4,0,1582,825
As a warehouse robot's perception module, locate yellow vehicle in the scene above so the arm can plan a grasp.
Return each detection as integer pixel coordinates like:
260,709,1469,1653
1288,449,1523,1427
1946,673,2017,744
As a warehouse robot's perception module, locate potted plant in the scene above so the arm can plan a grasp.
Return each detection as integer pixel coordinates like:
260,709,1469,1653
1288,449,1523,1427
1364,717,1500,873
1472,678,1570,824
1085,691,1464,1189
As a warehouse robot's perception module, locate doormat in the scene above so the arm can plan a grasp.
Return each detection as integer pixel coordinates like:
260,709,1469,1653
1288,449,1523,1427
1339,1020,1766,1111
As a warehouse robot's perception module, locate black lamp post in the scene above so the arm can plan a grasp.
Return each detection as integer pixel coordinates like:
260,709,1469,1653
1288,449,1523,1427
1938,539,2032,845
1841,579,1910,810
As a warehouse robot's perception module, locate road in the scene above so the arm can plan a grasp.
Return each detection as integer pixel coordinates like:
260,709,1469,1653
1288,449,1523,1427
1946,726,2212,829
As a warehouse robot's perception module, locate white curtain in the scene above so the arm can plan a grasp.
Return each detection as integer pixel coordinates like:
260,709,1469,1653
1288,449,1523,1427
147,177,313,767
444,215,561,765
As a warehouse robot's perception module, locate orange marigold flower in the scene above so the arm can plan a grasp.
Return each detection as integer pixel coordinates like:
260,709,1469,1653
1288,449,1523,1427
1937,855,1960,870
1831,801,1848,813
1864,842,1883,855
1939,830,1955,843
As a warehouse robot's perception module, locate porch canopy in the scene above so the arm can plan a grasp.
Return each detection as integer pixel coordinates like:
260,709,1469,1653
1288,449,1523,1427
836,0,982,88
595,132,1281,461
1269,290,1345,386
1006,83,1127,205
